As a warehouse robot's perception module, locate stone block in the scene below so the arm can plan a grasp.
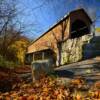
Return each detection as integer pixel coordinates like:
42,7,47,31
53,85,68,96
31,59,54,81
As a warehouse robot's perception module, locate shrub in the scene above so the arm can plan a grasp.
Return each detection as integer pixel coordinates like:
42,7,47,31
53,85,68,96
0,55,17,68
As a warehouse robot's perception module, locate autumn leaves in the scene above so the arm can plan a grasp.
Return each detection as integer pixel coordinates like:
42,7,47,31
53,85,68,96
0,76,100,100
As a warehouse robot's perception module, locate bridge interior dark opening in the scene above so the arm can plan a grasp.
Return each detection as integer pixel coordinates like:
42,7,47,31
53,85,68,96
70,20,90,39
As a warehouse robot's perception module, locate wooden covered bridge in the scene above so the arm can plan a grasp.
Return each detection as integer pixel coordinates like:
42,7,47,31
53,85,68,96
26,8,93,66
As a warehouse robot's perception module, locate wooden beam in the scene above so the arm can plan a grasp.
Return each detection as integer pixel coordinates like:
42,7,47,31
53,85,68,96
33,53,34,61
42,52,45,60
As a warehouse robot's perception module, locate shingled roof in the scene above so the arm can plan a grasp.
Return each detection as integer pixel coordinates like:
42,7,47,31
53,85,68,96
29,8,92,46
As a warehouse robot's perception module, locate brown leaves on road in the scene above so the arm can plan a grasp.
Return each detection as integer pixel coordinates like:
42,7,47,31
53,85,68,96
0,76,100,100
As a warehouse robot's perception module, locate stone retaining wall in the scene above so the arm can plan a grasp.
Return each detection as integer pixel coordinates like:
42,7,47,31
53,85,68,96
61,35,92,65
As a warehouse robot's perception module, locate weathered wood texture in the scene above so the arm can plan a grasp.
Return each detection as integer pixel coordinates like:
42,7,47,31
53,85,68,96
27,9,92,65
27,18,70,54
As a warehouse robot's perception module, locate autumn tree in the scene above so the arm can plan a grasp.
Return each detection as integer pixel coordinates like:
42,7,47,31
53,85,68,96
0,0,30,66
9,36,29,64
0,0,18,56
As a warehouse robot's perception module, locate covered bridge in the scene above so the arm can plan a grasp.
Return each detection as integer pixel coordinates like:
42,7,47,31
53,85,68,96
26,8,92,66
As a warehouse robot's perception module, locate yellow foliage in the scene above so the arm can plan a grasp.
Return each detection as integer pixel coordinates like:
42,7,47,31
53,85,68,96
10,39,29,64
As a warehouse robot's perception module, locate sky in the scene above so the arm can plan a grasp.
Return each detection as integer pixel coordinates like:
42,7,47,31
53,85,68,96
17,0,100,39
